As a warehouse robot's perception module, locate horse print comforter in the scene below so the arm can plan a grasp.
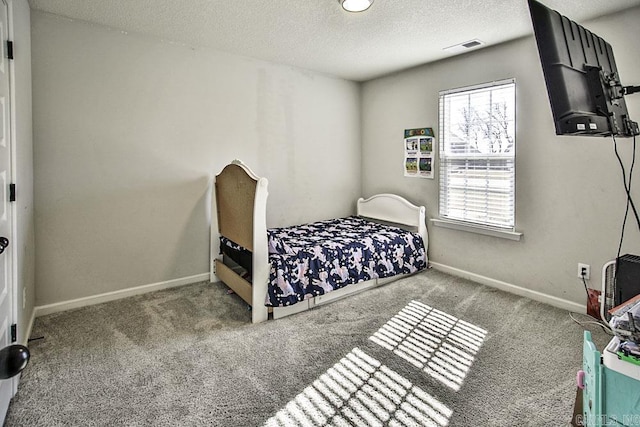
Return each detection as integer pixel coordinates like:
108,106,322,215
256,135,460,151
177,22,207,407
265,216,426,307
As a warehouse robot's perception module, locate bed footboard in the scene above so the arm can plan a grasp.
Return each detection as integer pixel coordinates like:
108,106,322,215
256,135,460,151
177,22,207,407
213,160,269,323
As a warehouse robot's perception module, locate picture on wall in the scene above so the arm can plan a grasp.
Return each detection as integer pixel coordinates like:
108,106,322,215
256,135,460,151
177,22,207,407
404,128,434,178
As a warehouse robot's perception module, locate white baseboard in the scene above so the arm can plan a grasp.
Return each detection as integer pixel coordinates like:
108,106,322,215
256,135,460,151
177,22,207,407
34,273,210,318
24,308,36,346
429,262,586,314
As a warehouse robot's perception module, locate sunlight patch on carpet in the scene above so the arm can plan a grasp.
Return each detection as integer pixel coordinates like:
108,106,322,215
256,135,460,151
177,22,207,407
369,300,487,391
262,347,452,427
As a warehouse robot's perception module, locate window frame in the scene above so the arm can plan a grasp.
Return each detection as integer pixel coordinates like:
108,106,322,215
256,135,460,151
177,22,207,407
435,78,521,240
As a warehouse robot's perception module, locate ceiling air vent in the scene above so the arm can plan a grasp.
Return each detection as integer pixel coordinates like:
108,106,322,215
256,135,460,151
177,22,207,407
443,39,485,54
462,40,482,48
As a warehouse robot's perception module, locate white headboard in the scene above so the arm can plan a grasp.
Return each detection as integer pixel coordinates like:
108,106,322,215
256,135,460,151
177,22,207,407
357,193,428,252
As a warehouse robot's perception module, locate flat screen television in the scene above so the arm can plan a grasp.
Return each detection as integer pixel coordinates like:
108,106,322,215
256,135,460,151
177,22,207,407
528,0,639,137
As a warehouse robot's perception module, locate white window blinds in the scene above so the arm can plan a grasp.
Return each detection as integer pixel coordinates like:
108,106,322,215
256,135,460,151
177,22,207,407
438,79,516,229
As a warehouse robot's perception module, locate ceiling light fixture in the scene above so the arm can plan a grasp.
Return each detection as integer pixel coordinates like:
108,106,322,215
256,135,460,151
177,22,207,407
340,0,374,13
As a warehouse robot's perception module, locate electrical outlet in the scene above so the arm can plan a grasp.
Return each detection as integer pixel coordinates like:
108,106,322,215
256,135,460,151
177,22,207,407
578,263,590,280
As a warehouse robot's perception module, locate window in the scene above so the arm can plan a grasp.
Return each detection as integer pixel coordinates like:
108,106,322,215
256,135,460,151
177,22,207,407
438,79,516,230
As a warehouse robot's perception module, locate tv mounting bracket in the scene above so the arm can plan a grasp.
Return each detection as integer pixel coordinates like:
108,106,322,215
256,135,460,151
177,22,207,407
584,65,640,136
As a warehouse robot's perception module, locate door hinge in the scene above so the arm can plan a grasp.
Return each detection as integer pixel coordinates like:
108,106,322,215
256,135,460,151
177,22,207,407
7,40,13,60
9,183,15,202
10,324,16,342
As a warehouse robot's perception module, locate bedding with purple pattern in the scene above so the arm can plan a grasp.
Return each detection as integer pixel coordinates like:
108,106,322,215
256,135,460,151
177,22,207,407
220,216,426,307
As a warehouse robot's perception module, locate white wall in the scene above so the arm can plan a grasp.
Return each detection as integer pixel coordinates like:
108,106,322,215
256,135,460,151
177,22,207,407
31,11,361,306
10,0,34,344
32,5,640,311
361,7,640,307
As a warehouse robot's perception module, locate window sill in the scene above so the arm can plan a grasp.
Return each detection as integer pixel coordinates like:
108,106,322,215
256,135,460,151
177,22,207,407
431,218,523,241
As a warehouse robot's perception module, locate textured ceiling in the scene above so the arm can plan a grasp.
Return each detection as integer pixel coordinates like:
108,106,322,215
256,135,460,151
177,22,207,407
27,0,640,82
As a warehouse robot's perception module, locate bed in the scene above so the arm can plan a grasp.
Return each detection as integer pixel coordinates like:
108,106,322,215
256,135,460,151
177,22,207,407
211,160,429,323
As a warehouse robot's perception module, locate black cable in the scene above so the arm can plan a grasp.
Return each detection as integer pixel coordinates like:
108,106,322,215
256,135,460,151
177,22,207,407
615,134,637,261
612,134,638,311
582,275,599,317
613,134,640,233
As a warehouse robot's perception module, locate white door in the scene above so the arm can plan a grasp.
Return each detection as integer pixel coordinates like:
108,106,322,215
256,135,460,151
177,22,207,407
0,0,13,423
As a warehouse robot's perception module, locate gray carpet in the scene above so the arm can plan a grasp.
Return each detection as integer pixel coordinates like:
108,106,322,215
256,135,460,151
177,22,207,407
5,269,610,426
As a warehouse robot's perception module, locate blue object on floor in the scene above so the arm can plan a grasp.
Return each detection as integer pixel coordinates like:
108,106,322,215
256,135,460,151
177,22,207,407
582,331,640,426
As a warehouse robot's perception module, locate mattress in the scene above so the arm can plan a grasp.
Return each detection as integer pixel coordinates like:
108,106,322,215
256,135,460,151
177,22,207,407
266,216,426,307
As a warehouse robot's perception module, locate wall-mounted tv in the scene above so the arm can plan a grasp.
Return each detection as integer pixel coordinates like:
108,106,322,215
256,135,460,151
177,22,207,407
528,0,639,137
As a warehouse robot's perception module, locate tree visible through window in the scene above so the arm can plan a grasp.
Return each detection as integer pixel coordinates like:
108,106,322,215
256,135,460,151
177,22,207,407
438,79,516,229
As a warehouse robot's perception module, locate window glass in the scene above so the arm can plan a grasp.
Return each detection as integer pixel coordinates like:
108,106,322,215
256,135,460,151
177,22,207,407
438,79,516,229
